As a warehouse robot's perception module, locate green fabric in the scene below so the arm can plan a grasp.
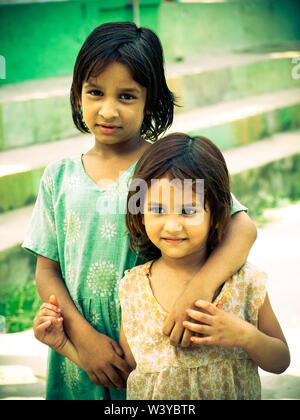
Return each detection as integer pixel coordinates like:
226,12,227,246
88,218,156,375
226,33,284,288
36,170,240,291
23,155,143,400
23,155,247,400
231,192,247,215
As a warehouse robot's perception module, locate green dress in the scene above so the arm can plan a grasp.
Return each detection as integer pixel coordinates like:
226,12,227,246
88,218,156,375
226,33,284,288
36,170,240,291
22,155,247,400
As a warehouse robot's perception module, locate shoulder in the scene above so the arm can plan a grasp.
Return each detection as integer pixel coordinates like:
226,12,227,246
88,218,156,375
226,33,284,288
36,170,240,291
119,261,153,298
124,260,153,277
233,262,268,312
235,262,267,288
42,156,82,180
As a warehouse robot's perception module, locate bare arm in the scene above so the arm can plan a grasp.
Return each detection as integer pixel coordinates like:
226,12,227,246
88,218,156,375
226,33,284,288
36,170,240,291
242,293,290,374
35,255,88,343
33,301,83,369
35,255,131,388
163,211,257,347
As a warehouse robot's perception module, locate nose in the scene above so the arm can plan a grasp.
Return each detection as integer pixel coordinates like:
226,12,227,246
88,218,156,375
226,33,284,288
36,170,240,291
164,215,184,234
98,98,119,121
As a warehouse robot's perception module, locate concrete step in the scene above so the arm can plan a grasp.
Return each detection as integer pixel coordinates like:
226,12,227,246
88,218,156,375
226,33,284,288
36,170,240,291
0,130,299,292
1,44,299,151
0,134,94,213
0,75,77,151
0,329,47,400
169,88,300,150
1,88,300,214
167,44,300,113
227,131,300,219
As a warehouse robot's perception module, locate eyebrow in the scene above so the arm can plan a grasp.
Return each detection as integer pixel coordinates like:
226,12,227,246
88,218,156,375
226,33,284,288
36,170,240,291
147,202,197,207
84,82,140,94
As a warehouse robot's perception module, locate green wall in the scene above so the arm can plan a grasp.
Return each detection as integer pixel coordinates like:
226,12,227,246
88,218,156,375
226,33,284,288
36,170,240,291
0,0,160,85
159,0,300,62
1,0,300,85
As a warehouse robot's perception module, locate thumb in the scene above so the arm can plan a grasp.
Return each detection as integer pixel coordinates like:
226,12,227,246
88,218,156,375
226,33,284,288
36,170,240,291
49,295,58,307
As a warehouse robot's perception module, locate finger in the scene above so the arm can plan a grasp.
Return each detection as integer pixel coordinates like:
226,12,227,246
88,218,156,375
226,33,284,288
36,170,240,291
190,335,213,346
185,308,213,325
38,315,64,326
96,367,122,389
182,320,212,335
35,319,52,331
169,324,184,346
38,310,63,323
113,354,132,376
88,372,102,387
180,328,193,348
40,303,61,314
49,295,58,306
162,315,175,337
194,300,218,315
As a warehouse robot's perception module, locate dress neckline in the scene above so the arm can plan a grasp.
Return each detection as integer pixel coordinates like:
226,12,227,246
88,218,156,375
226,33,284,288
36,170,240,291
79,154,138,192
143,260,229,316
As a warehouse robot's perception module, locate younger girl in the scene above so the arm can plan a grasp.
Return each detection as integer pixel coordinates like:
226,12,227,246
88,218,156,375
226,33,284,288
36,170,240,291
25,22,256,400
34,133,290,400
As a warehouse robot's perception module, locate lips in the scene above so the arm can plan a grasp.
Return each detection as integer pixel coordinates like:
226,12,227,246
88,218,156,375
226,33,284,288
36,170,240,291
163,237,187,245
96,123,121,134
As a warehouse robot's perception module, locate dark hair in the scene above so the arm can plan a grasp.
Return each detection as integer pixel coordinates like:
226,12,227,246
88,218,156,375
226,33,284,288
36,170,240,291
70,22,175,142
126,133,232,260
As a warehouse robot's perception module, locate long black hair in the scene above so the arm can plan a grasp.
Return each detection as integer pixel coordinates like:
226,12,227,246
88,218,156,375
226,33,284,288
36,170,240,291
70,22,175,142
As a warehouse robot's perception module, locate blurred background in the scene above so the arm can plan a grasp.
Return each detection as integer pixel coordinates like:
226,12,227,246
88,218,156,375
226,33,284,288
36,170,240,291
0,0,299,400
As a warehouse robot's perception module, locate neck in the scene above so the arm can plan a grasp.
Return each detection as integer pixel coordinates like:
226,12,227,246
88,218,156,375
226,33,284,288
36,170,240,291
92,135,147,160
157,246,208,278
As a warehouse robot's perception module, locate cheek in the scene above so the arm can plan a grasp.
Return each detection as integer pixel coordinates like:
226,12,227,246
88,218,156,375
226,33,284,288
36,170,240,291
144,216,160,240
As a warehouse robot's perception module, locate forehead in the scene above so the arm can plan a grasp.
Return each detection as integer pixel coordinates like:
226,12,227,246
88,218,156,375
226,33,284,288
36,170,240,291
146,177,203,202
85,61,140,87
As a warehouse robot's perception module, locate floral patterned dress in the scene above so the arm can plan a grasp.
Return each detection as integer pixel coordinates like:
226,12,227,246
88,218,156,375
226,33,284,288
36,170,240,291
119,261,267,400
22,155,144,400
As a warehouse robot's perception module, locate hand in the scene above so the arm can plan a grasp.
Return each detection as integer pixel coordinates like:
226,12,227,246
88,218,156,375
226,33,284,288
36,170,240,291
33,299,67,352
163,286,214,348
75,328,132,389
183,300,250,348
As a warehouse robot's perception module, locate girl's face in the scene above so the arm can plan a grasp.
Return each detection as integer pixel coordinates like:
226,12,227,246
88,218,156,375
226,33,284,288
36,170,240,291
142,176,211,262
81,61,147,146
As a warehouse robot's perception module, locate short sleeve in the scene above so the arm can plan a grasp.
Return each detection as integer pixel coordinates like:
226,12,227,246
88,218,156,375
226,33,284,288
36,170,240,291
22,165,59,261
242,263,268,326
118,270,133,318
231,193,247,215
118,269,142,353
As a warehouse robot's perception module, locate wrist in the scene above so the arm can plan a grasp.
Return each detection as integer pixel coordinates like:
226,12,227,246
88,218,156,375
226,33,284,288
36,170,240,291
53,335,68,354
189,270,222,304
238,321,257,351
66,317,95,347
